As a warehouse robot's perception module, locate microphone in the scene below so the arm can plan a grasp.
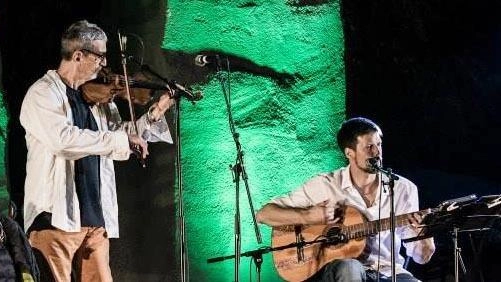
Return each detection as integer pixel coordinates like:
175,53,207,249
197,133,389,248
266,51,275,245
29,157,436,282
195,54,220,67
366,157,400,180
169,81,204,102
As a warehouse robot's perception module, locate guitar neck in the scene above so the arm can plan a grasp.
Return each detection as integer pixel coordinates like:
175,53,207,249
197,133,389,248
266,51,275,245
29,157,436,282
341,209,428,240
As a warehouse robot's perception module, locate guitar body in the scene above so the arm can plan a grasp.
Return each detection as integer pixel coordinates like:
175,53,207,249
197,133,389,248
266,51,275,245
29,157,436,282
271,206,367,282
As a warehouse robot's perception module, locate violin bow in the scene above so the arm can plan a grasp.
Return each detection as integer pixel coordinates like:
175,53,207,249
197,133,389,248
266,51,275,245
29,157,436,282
118,30,146,168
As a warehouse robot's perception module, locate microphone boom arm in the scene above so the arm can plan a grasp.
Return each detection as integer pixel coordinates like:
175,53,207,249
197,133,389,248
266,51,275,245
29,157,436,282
374,166,399,181
127,55,202,103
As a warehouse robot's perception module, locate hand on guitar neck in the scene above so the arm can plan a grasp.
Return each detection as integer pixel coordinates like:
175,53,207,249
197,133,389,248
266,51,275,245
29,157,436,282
406,209,430,236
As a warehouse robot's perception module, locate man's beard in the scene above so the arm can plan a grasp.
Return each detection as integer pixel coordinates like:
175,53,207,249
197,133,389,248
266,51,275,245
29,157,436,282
357,161,377,174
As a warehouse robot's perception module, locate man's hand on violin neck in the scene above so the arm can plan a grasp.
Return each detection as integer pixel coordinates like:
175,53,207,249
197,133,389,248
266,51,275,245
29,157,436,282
158,90,176,111
128,134,149,159
148,91,176,122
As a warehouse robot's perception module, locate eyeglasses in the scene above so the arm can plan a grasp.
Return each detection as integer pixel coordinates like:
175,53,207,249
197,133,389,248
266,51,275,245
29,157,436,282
80,49,106,62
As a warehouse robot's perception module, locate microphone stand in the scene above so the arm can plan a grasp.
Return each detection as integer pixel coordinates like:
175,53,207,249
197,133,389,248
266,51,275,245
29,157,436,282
207,247,271,282
215,57,262,282
207,234,347,281
206,247,270,282
126,59,196,282
386,169,397,282
372,163,399,282
128,56,201,104
175,101,189,282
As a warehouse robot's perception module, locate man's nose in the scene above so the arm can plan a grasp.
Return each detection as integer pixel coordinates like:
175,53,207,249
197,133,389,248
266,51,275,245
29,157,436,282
99,58,107,67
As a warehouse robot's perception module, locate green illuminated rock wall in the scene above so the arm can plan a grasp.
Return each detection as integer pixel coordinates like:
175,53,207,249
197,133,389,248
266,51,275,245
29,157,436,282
163,1,346,280
0,90,8,214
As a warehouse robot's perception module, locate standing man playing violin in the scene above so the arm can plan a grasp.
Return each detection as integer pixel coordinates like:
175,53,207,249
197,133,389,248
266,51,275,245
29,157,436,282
256,117,435,282
19,20,174,282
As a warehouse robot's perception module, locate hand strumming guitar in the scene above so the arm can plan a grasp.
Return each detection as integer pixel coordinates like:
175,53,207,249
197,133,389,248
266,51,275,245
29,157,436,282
256,200,345,227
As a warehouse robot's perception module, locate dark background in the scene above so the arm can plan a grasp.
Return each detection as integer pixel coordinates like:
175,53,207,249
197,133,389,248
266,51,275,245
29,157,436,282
1,0,500,281
342,1,501,280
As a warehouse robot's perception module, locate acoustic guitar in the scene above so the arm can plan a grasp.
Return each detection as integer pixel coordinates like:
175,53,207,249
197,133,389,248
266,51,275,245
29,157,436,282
271,205,431,282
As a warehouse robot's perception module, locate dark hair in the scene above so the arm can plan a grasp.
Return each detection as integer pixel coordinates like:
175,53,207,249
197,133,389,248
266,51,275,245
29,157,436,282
60,20,107,60
336,117,382,151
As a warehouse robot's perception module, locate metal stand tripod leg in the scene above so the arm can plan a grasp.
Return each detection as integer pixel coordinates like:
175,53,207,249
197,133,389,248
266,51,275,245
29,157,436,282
453,227,467,282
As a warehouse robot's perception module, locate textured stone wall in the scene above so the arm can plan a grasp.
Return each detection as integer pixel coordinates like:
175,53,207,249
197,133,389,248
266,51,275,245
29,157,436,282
0,89,7,214
163,1,346,280
0,52,9,213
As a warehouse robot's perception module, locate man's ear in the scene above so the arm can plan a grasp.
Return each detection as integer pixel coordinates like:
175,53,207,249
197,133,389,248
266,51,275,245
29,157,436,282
73,50,83,62
344,148,353,158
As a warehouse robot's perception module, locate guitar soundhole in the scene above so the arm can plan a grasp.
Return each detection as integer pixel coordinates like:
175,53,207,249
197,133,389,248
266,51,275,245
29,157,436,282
325,226,346,245
326,225,339,234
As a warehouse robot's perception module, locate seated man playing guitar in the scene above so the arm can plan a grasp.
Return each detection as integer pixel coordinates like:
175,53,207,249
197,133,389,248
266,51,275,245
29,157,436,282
256,117,435,282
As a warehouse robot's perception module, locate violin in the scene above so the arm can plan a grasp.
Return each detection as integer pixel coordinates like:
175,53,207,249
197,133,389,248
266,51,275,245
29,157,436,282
80,67,169,105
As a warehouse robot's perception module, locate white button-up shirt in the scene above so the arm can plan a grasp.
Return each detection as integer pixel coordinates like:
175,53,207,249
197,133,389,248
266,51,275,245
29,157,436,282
20,70,172,238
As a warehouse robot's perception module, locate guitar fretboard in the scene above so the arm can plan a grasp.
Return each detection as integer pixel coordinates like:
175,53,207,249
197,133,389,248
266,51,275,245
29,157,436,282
341,210,428,240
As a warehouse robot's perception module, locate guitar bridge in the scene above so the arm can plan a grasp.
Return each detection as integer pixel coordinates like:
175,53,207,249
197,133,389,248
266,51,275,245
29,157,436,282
294,225,305,262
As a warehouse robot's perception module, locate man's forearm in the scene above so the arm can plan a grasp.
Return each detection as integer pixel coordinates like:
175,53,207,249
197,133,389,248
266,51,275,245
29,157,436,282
256,203,317,227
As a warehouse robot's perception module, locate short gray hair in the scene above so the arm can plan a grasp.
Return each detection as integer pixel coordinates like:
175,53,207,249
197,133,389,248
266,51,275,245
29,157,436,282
61,20,107,60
